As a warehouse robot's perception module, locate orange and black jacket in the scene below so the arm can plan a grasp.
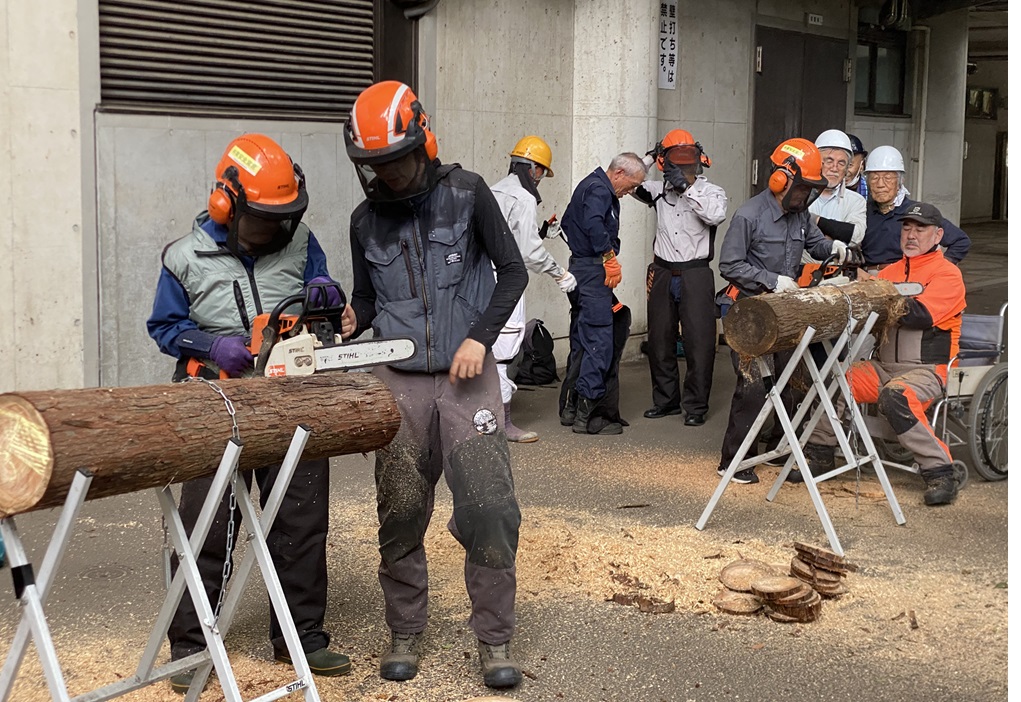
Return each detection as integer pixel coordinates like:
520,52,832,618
877,249,965,378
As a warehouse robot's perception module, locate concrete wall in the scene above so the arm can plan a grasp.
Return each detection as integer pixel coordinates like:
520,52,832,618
0,1,87,392
961,59,1007,222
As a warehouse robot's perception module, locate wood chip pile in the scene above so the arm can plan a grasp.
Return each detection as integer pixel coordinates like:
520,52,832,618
713,542,857,624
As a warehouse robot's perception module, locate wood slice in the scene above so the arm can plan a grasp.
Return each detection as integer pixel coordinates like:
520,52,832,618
772,592,823,622
723,279,907,357
719,559,777,592
750,576,804,601
713,591,763,615
792,541,846,563
764,607,801,623
610,593,638,606
793,544,858,573
772,583,817,606
813,581,850,598
790,557,844,584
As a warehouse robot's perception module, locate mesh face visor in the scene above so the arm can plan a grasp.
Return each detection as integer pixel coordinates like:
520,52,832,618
350,148,437,203
783,182,822,214
227,190,307,257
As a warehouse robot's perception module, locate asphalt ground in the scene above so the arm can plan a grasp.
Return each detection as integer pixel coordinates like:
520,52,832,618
0,222,1011,701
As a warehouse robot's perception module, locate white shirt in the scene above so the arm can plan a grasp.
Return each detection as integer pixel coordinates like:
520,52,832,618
804,181,867,263
490,173,565,279
643,175,728,262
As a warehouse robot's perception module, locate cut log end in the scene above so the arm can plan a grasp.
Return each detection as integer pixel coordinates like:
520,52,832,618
722,298,779,357
0,395,54,518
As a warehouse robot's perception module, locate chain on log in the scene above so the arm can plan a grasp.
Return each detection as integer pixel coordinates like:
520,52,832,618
0,374,399,518
723,279,908,358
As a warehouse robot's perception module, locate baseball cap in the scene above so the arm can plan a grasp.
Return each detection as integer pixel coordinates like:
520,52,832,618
897,202,943,227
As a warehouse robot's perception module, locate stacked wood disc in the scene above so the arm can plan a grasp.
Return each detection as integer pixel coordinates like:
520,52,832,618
713,559,779,615
750,575,823,623
790,542,856,598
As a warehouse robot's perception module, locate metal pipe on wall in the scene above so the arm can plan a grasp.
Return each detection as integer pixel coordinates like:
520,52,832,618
913,25,930,200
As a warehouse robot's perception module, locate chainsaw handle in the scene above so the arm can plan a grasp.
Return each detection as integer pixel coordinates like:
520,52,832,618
254,293,307,375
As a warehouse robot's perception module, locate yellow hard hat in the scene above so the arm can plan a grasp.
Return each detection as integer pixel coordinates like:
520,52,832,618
509,136,553,177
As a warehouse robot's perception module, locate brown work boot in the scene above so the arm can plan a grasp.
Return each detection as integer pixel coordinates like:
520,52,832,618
503,403,538,443
380,630,422,681
477,639,522,689
922,465,959,506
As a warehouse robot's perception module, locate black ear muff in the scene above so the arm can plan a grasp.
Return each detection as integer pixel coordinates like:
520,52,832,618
293,162,306,191
208,165,244,225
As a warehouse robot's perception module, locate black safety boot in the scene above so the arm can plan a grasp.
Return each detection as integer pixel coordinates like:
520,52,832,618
560,389,578,426
922,465,959,506
380,631,422,681
477,639,522,689
276,647,352,676
803,442,836,477
572,396,597,434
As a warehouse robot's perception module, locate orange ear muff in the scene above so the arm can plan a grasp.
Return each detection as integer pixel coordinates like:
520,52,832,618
768,167,790,194
207,166,242,225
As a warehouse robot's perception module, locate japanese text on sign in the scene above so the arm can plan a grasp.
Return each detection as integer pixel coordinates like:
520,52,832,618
658,1,678,89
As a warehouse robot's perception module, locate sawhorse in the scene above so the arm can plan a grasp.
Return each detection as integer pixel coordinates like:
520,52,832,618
695,313,905,556
0,425,322,702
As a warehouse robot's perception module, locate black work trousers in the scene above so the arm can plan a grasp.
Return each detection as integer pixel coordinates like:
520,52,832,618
168,458,331,659
646,259,717,416
718,350,796,470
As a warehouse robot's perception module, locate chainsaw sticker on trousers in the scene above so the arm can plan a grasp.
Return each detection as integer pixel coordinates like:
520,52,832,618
472,408,498,435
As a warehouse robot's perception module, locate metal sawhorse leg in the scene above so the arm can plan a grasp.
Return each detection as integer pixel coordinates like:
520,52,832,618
695,314,905,556
0,425,321,702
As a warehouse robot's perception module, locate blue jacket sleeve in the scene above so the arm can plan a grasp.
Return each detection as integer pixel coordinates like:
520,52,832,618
303,232,333,282
146,268,199,358
940,218,971,264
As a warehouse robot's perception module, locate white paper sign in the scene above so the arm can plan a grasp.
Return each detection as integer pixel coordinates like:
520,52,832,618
658,1,678,90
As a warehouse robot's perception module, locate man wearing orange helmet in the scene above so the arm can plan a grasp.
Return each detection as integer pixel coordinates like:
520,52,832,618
490,135,576,443
633,129,728,426
147,134,350,692
340,81,528,689
715,137,847,484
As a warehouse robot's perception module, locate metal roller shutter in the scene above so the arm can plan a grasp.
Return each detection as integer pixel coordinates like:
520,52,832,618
98,0,375,120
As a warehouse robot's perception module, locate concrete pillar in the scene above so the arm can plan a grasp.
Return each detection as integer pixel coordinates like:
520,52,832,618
0,1,86,391
916,9,968,223
571,0,659,344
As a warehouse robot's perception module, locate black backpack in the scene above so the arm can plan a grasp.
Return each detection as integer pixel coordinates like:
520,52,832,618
512,318,559,385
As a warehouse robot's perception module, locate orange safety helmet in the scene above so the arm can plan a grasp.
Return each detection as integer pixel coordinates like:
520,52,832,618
345,80,437,164
767,137,828,194
207,134,308,226
656,129,712,172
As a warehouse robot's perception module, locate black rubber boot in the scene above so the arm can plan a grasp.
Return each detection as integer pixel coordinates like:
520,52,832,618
560,389,578,426
572,396,596,434
922,465,959,506
803,442,836,477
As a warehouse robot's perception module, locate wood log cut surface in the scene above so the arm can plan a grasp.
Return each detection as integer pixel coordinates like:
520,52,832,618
718,559,779,592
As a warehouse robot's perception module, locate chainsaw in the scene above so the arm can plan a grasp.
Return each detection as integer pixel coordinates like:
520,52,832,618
186,282,416,379
804,244,922,296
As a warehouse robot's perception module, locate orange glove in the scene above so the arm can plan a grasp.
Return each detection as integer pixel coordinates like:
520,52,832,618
602,251,622,289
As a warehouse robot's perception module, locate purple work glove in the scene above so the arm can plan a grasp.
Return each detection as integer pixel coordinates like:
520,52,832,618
209,336,253,377
306,276,344,308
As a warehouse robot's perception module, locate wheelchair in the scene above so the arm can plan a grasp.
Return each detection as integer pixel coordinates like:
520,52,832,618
866,302,1008,483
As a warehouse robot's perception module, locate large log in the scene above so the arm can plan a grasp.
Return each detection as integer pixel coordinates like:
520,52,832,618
0,374,399,518
723,279,907,358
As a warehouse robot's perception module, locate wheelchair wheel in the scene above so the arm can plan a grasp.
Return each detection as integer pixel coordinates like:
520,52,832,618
877,437,914,465
968,362,1008,481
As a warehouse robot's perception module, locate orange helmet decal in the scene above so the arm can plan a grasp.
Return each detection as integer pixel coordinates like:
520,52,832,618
346,81,437,163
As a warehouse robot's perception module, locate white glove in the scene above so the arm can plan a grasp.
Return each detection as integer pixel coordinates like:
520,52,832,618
555,270,578,293
641,154,656,169
773,275,799,293
831,240,849,265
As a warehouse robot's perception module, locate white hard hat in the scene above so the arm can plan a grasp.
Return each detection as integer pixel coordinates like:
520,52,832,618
815,129,853,155
865,145,905,172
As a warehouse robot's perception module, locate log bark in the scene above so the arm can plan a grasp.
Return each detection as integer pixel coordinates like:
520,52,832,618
0,374,399,518
723,279,907,358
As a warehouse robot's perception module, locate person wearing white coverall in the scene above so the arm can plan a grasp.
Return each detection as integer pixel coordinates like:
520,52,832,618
490,136,577,442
